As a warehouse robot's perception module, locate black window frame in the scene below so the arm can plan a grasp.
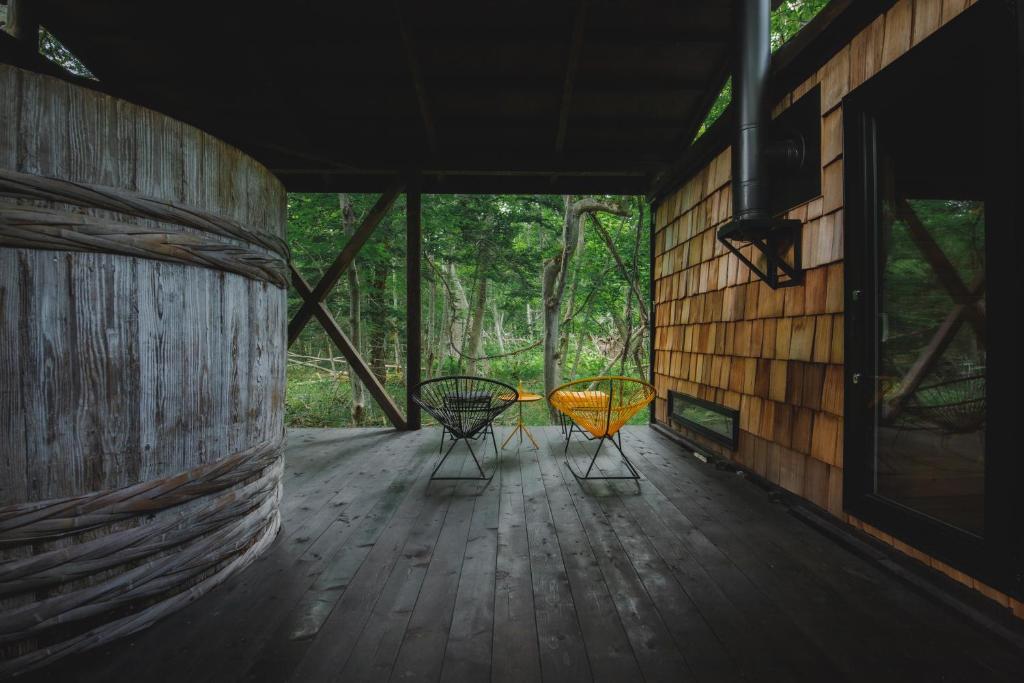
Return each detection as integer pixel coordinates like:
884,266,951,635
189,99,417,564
667,390,739,450
843,0,1023,599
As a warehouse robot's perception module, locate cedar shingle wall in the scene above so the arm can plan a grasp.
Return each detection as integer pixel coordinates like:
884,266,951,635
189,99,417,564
653,0,1021,617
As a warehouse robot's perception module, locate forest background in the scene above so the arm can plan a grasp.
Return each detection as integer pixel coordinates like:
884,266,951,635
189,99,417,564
282,0,830,428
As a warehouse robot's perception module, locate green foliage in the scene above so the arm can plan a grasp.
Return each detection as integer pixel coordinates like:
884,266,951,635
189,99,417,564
694,0,831,140
286,193,649,427
881,199,985,383
38,28,95,79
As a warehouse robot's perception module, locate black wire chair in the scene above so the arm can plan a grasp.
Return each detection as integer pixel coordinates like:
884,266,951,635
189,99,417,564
411,376,518,480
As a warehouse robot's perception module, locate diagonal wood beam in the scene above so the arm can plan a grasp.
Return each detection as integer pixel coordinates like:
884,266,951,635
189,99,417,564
287,182,403,345
883,274,985,422
395,1,438,157
555,0,588,155
893,198,986,345
290,265,407,430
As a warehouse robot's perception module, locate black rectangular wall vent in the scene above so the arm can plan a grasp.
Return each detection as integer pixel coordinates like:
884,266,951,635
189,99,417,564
668,391,740,450
768,84,822,215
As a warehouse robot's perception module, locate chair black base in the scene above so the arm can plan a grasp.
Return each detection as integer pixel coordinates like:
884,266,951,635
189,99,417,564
564,431,640,482
431,428,498,481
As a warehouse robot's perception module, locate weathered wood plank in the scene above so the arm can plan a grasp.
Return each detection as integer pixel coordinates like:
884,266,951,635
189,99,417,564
334,467,463,681
20,428,1024,683
439,454,502,682
632,428,1019,681
388,482,477,681
265,438,442,682
0,64,287,673
546,432,692,682
519,440,593,682
527,445,645,682
490,450,543,683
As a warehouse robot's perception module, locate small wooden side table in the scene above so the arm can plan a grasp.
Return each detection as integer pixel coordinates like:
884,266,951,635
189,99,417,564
501,385,543,450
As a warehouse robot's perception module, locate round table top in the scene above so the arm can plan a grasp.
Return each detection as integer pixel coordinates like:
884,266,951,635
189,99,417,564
515,391,543,402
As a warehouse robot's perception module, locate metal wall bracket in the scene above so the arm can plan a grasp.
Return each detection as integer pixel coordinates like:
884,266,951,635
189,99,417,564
717,217,803,289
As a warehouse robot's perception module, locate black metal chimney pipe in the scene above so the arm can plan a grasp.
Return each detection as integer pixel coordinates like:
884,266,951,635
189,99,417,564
717,0,804,288
732,0,772,226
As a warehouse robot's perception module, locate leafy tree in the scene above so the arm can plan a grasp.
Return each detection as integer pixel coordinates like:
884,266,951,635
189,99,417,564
695,0,830,139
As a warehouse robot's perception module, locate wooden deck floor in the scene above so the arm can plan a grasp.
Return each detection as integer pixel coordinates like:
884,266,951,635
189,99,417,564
26,426,1024,683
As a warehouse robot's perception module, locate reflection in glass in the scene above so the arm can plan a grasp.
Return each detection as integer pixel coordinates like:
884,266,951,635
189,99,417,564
875,196,985,535
669,392,737,447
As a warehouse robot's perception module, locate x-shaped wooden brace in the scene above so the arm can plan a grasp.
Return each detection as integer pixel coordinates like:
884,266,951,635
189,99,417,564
287,183,406,429
883,200,987,421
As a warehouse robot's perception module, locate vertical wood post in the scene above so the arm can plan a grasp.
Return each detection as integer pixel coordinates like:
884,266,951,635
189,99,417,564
648,200,657,424
5,0,40,46
405,173,422,429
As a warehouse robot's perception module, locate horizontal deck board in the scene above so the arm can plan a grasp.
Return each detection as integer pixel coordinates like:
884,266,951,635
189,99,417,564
22,426,1024,683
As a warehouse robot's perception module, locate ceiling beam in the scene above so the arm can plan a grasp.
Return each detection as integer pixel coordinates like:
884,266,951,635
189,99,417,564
271,167,652,178
276,172,651,196
556,0,588,155
146,75,708,95
395,0,438,157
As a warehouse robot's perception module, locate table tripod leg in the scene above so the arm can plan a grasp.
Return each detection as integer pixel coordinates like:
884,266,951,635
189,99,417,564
501,425,518,449
523,425,539,449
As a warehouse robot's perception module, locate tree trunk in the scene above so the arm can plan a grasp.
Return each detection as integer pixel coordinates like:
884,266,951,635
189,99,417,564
542,196,629,419
390,270,402,377
436,275,451,374
339,193,366,425
590,212,650,327
465,255,488,375
491,300,506,354
425,269,438,377
446,262,469,359
368,259,390,386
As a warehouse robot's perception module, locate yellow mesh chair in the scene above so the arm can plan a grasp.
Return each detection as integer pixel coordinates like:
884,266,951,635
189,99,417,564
548,377,655,481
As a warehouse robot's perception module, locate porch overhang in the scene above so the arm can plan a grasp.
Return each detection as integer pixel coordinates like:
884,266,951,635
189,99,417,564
21,0,794,194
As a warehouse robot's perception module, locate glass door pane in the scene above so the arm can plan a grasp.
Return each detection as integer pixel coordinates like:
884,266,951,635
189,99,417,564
875,192,986,536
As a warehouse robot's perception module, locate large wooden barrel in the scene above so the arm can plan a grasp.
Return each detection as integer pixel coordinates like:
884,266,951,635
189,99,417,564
0,65,287,673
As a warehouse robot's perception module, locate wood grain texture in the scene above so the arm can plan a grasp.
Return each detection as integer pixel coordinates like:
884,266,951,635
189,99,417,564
19,427,1024,682
0,64,286,672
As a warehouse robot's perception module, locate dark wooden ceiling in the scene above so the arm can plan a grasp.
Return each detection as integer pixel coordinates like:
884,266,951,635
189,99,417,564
33,0,751,194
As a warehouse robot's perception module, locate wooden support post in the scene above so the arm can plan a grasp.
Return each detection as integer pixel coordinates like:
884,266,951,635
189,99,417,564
648,200,657,424
290,264,407,430
405,174,422,429
5,0,39,46
287,182,403,345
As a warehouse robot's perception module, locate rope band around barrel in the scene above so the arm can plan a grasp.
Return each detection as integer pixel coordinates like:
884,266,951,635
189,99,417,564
0,168,288,287
0,202,287,287
0,436,285,675
0,168,288,258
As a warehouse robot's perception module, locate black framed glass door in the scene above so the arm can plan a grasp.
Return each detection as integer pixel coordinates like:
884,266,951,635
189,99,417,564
844,1,1021,598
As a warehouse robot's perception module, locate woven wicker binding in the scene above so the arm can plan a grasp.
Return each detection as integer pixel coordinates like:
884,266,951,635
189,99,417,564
548,377,654,481
0,436,284,675
549,377,654,438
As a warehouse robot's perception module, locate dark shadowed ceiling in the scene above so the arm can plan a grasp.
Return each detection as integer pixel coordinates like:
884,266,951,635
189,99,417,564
30,1,776,193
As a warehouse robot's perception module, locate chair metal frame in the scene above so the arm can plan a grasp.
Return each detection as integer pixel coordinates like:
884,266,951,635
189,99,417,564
411,376,517,481
549,377,654,482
